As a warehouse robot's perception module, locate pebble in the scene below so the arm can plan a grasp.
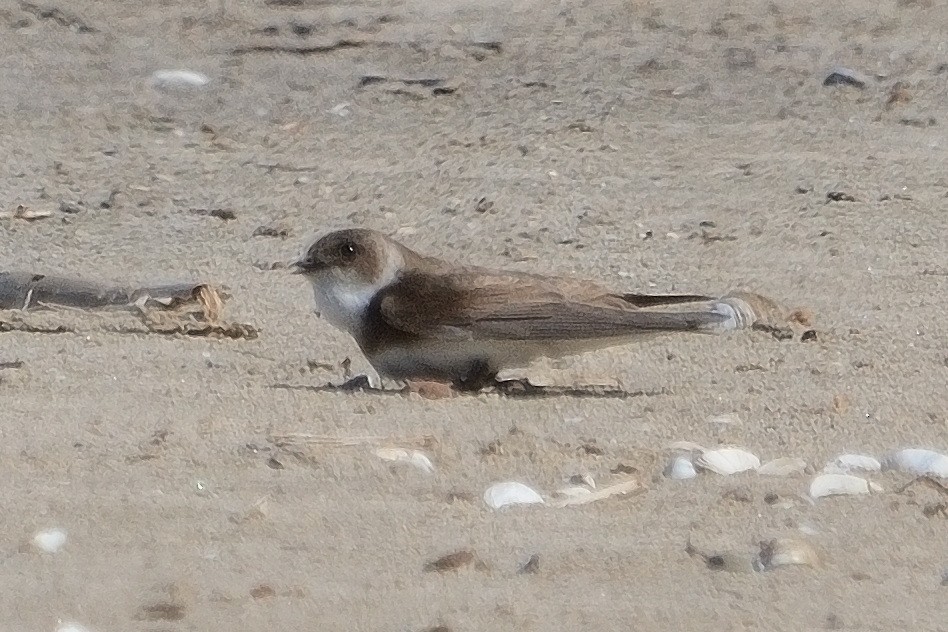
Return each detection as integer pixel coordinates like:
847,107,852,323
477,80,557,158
823,67,869,88
32,528,67,553
424,550,476,573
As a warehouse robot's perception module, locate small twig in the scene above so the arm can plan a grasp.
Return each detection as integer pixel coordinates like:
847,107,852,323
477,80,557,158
0,319,73,335
268,433,436,449
231,39,373,55
242,161,321,173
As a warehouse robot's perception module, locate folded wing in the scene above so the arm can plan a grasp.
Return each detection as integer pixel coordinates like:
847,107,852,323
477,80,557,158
376,270,728,342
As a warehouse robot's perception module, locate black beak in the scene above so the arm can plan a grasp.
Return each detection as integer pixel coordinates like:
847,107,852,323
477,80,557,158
292,258,322,274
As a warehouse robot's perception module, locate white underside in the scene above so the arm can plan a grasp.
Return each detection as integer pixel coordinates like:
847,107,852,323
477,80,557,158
368,335,654,381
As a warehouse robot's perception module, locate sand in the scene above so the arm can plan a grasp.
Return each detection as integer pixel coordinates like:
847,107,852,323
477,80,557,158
1,0,946,629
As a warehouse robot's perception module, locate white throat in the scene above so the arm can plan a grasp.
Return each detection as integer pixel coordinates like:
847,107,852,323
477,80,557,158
310,280,375,335
307,247,403,337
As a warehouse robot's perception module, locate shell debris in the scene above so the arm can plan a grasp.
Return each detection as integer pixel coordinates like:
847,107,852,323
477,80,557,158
696,447,760,475
483,481,544,510
758,457,807,477
549,478,643,507
374,447,435,474
567,472,596,489
881,449,948,478
809,474,882,499
551,486,593,503
755,538,823,571
823,454,881,474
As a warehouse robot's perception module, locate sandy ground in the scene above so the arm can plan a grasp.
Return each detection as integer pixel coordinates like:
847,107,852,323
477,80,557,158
1,0,946,629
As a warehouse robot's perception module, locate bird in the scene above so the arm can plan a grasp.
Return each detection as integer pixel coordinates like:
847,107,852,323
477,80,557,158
293,228,756,390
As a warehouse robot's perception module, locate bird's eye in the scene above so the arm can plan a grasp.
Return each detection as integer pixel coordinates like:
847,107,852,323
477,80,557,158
338,241,357,258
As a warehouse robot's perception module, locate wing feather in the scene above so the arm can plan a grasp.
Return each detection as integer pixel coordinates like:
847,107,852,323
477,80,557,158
376,270,727,342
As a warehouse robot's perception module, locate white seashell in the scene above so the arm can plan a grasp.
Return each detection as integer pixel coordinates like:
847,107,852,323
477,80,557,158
150,69,210,89
483,481,544,510
880,449,948,478
550,478,643,507
57,623,92,632
758,457,807,477
809,474,882,499
696,448,760,475
32,528,67,553
407,451,435,474
755,538,823,571
664,456,697,480
822,453,881,474
374,447,435,474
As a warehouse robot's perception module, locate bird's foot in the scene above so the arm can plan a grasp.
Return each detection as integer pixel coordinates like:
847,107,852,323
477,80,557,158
404,379,456,400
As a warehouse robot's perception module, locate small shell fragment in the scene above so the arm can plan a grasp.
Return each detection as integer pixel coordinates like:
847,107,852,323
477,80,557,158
32,528,67,553
708,413,741,425
880,449,948,478
809,474,882,499
0,205,52,221
664,456,697,480
667,441,706,453
823,453,881,474
150,69,210,89
758,457,807,477
696,448,760,475
755,538,823,571
483,481,544,510
57,624,92,632
550,478,643,507
374,447,435,474
568,472,596,488
552,486,593,502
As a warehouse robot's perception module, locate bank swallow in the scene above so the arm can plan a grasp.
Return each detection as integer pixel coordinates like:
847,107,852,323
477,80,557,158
293,228,751,389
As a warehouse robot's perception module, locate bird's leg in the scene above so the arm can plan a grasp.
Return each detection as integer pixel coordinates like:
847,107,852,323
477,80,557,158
453,359,497,393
